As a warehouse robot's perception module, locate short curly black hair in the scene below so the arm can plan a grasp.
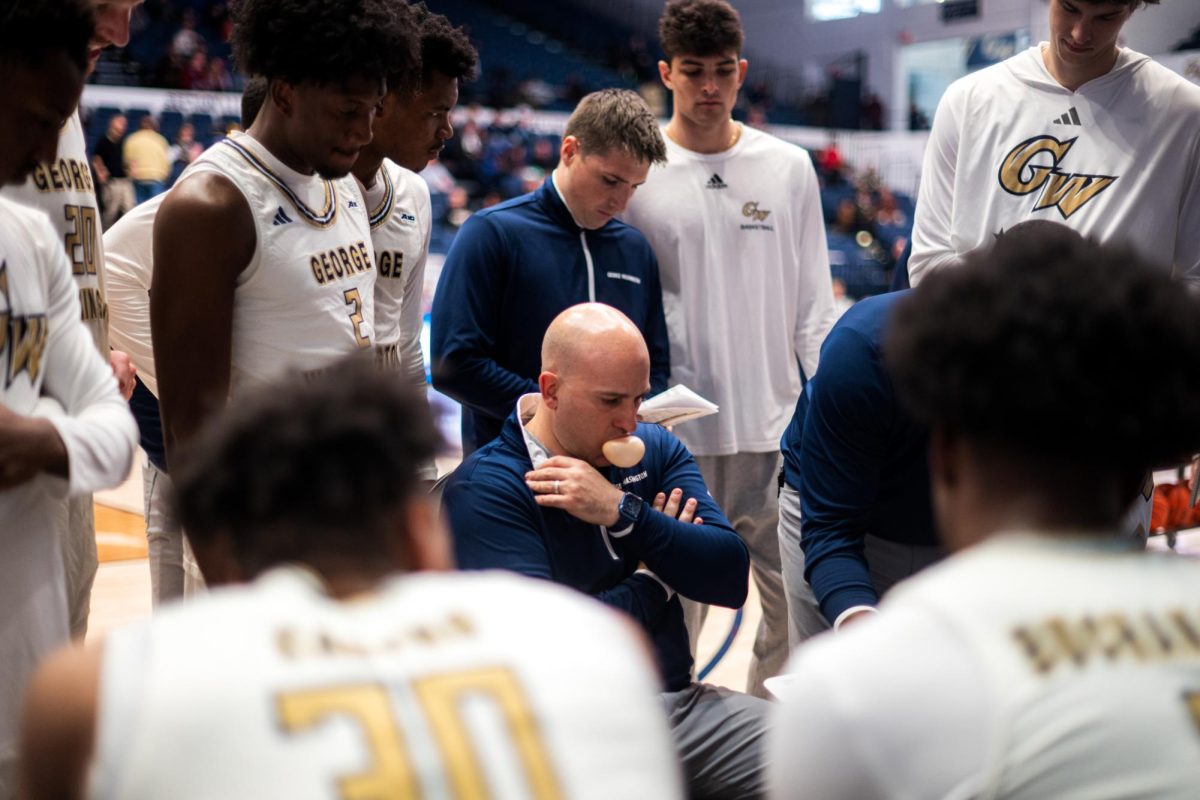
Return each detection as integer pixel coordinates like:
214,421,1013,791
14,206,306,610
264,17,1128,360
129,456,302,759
411,3,478,88
658,0,744,61
173,356,444,578
231,0,419,92
886,223,1200,483
0,0,94,72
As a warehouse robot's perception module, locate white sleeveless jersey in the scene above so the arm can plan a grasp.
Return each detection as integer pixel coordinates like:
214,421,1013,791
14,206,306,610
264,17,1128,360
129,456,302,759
89,567,683,800
103,193,164,395
0,197,135,773
363,159,430,386
769,533,1200,799
1,111,109,353
180,133,376,393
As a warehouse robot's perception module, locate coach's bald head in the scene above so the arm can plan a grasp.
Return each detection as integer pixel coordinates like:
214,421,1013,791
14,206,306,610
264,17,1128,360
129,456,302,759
530,304,650,467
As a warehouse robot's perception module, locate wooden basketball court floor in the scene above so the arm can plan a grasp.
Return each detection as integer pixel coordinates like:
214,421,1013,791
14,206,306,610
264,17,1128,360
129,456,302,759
88,458,762,689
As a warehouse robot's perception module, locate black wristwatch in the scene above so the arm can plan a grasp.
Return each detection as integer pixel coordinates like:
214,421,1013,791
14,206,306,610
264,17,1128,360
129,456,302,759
614,492,644,534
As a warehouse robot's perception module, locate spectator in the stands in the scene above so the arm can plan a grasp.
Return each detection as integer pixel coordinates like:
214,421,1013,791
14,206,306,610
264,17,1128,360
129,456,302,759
205,56,233,92
123,114,171,203
172,8,203,60
93,113,135,228
181,49,209,90
168,122,203,167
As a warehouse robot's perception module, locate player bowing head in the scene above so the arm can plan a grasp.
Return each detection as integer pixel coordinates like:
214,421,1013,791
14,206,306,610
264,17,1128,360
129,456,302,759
232,0,420,180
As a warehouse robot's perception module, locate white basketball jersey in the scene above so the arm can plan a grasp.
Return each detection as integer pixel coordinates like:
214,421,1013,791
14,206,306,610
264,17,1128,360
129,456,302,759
1,111,109,353
0,197,135,777
103,193,164,394
89,567,683,800
181,133,376,393
363,160,430,370
770,534,1200,800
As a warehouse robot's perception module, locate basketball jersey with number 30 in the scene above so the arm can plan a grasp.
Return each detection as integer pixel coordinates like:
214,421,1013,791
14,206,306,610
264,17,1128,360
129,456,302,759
88,567,683,799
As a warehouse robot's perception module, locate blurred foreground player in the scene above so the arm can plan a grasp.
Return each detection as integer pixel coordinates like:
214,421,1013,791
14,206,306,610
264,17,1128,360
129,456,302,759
0,1,137,794
21,360,684,800
768,227,1200,798
1,0,143,639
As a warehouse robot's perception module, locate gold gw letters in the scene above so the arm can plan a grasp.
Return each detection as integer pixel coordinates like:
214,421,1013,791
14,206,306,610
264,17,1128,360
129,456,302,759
0,262,49,386
742,201,771,222
998,135,1117,219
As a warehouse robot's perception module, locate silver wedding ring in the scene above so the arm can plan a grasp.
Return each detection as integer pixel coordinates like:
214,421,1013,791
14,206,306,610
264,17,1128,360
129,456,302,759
554,480,561,495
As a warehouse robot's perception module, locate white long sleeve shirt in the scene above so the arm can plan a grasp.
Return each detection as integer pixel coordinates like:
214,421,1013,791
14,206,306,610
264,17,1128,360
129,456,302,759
910,46,1200,285
0,196,136,770
623,126,837,456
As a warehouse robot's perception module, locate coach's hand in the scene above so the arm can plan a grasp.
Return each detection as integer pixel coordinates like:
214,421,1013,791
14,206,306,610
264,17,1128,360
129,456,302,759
653,487,703,525
526,456,624,527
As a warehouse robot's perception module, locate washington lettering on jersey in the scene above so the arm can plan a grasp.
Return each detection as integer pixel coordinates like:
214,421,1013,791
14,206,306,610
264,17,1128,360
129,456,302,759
0,261,49,387
997,135,1118,219
308,240,373,286
29,157,94,195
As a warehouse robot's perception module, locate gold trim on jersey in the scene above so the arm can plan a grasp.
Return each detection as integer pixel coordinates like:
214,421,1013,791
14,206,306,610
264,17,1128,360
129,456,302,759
368,167,396,231
221,138,339,229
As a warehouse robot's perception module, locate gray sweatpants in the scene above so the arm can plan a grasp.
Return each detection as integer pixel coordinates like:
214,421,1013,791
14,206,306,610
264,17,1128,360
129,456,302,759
144,460,206,606
661,682,771,799
778,483,943,644
54,493,97,639
686,452,787,698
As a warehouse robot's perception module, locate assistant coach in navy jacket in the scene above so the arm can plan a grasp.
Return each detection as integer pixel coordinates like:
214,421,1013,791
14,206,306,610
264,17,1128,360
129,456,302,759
431,90,670,454
443,303,770,799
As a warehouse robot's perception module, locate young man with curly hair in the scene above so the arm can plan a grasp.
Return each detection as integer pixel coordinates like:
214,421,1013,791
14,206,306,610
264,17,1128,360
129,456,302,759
768,224,1200,798
352,4,477,481
622,0,837,698
909,0,1200,284
150,0,419,467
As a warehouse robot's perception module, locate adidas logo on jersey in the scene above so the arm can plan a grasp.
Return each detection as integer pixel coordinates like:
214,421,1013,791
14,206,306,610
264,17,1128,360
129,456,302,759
706,174,727,189
348,200,359,209
272,207,294,226
1052,107,1082,126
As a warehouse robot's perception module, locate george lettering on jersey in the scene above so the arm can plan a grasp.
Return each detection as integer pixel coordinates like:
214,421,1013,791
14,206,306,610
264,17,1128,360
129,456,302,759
309,240,373,285
275,612,475,659
0,262,49,387
378,250,405,279
30,157,94,194
79,287,108,325
1012,607,1200,676
997,135,1117,220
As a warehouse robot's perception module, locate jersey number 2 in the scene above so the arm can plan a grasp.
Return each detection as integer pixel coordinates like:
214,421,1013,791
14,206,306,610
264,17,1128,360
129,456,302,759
63,205,98,275
277,666,561,799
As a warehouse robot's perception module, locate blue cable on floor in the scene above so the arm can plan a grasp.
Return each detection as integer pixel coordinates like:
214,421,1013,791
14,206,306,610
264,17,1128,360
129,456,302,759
696,607,744,681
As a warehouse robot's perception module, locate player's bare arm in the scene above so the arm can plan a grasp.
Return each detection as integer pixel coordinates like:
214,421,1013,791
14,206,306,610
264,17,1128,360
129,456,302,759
0,405,69,489
151,172,254,468
19,641,103,800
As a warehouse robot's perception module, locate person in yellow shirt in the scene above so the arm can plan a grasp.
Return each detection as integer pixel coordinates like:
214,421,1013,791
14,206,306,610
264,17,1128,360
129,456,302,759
123,114,171,203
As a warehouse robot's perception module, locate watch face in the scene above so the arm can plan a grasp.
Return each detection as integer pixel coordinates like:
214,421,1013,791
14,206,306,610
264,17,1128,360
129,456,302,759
620,492,644,524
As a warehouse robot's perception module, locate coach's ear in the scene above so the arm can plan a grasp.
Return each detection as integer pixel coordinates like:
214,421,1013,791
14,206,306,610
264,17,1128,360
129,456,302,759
190,529,245,586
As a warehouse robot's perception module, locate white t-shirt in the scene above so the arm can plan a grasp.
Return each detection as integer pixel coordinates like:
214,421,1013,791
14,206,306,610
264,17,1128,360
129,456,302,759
623,125,836,456
2,111,110,352
768,533,1200,799
910,46,1200,285
178,133,377,394
363,158,430,386
0,197,136,774
88,567,684,800
104,193,164,395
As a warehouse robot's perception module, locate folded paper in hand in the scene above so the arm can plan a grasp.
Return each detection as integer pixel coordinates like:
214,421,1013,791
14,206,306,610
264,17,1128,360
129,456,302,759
637,384,718,427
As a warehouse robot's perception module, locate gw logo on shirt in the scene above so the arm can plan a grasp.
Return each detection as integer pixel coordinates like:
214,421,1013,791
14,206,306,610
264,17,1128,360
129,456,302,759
998,135,1117,219
0,261,49,387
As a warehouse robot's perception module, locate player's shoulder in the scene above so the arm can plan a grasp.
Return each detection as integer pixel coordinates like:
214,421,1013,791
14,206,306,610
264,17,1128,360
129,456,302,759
1130,52,1200,112
0,195,60,261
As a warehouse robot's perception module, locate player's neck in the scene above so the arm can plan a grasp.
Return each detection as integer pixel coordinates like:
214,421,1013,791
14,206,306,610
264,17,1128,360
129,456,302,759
1041,44,1120,92
246,117,316,177
352,149,385,189
666,115,741,155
